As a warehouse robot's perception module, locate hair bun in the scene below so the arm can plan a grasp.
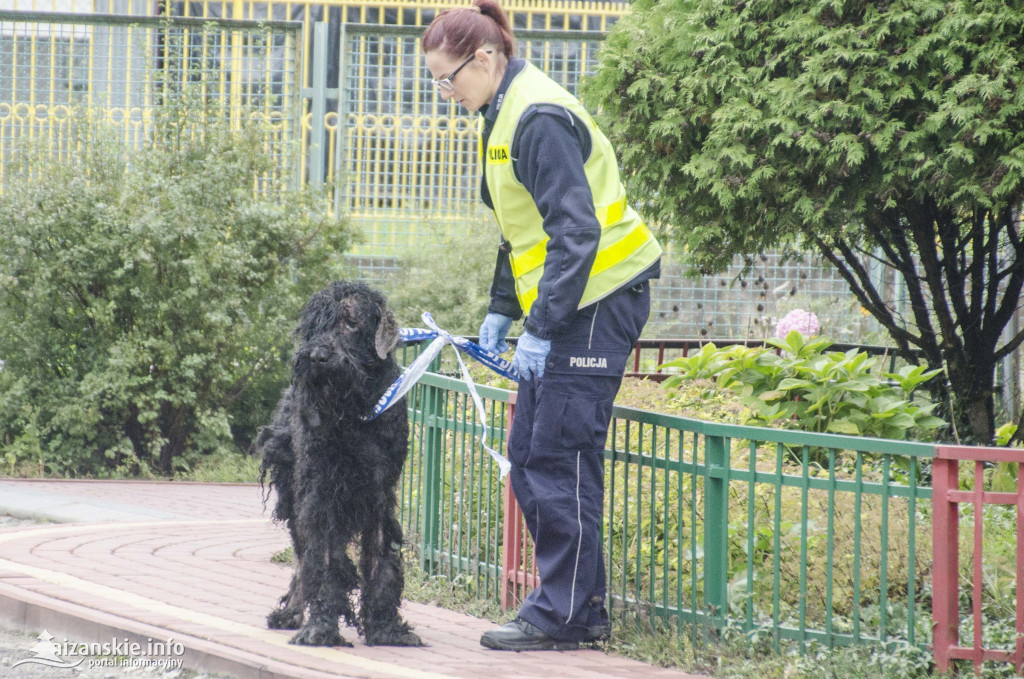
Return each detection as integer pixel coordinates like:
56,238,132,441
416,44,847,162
422,0,515,59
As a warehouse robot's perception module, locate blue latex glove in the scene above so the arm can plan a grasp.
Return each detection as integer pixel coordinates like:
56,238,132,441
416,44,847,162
513,331,552,381
478,313,513,354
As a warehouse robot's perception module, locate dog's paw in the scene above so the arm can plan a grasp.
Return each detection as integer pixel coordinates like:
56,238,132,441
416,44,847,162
290,622,352,647
267,607,304,630
364,627,424,647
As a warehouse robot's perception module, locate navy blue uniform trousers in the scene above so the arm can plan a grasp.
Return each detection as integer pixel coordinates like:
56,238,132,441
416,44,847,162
508,281,651,642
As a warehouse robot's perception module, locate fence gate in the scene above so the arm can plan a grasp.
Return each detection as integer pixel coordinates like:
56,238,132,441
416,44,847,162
932,444,1024,675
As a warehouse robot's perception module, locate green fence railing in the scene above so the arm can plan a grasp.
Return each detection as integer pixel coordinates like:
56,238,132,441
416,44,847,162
402,369,939,654
401,371,511,600
601,406,934,653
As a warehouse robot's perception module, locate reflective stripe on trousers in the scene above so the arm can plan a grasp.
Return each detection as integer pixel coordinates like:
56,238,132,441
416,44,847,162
507,282,650,642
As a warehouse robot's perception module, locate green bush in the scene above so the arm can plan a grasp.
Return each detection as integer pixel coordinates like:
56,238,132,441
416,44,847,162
0,114,352,477
387,217,510,336
660,332,946,441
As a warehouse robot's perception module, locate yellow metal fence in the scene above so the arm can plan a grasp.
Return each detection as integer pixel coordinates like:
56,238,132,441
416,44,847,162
162,0,625,104
152,1,626,261
1,1,623,255
0,10,303,189
327,23,608,259
0,1,874,339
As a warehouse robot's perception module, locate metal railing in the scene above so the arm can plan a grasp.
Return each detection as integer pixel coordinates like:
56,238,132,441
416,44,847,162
933,445,1024,674
0,10,302,190
401,371,510,601
401,368,1024,673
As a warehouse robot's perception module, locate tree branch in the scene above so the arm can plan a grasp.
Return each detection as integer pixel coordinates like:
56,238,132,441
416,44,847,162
862,214,915,275
932,198,974,344
809,230,923,360
847,242,899,271
869,208,944,364
907,197,964,361
994,325,1024,362
991,207,1024,336
1007,209,1022,251
978,208,995,331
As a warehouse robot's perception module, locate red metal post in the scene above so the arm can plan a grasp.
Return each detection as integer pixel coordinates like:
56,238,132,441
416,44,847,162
931,453,959,674
1017,465,1024,674
973,461,985,674
933,445,1024,675
501,395,519,610
500,393,542,610
501,476,523,609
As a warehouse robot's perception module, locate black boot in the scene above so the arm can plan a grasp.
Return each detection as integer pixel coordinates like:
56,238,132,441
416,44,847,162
479,618,580,651
584,622,611,642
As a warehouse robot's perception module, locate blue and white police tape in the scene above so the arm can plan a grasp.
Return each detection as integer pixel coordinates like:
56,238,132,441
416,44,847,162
366,312,516,479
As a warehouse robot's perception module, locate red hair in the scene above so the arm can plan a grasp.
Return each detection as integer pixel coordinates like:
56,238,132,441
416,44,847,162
421,0,515,59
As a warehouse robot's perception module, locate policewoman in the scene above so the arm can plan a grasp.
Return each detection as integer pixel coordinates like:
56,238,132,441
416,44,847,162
422,0,662,650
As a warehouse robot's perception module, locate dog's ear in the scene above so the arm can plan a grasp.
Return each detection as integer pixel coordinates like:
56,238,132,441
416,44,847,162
374,307,399,360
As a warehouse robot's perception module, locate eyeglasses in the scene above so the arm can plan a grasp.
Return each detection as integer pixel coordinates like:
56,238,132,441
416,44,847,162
431,51,491,93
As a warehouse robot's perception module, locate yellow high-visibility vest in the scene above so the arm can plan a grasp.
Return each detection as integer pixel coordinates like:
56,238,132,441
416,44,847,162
481,62,662,315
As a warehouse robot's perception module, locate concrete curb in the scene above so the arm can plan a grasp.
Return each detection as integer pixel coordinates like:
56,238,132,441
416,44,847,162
0,481,195,523
0,581,355,679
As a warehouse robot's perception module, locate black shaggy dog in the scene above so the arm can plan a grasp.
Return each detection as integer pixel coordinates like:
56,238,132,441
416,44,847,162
257,280,421,647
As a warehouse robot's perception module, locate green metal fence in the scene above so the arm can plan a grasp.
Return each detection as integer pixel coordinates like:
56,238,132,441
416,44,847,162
401,371,511,600
402,369,938,653
604,407,933,652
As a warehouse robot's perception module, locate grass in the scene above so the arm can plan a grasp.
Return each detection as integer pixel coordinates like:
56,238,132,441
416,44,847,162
401,555,507,624
173,448,262,483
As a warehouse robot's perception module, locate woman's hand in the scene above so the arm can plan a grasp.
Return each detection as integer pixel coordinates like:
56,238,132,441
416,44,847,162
478,312,513,354
512,331,551,381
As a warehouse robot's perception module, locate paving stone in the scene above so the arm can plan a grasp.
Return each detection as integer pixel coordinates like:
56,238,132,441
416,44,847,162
0,481,709,679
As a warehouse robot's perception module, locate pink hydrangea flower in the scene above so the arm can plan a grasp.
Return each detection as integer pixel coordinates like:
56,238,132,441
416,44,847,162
774,309,819,338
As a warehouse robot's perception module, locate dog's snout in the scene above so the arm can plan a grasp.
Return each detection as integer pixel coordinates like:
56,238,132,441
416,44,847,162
310,346,331,364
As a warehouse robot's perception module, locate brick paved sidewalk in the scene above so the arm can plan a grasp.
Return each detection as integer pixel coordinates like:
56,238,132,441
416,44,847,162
0,479,708,679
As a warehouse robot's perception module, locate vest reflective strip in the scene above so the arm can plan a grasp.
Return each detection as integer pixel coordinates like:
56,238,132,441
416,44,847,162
590,223,653,276
511,239,545,279
516,221,653,311
598,196,627,229
510,195,628,276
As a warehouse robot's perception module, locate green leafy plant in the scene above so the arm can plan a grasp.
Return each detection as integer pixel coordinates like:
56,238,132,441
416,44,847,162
0,106,352,477
986,423,1022,493
387,216,505,336
660,333,946,440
